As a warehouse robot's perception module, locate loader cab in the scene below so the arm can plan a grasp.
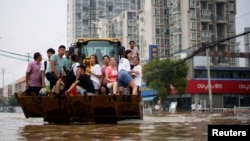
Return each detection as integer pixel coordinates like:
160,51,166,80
69,38,124,66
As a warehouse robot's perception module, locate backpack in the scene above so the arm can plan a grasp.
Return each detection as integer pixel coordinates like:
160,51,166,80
67,66,76,86
44,61,47,71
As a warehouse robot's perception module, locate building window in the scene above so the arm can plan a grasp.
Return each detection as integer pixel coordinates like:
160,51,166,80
190,21,196,29
155,8,160,14
164,8,169,15
107,6,113,12
190,10,195,18
128,27,133,35
189,0,196,8
164,28,169,35
191,32,197,40
155,28,160,35
173,34,181,44
165,39,169,46
229,13,235,20
229,2,235,11
156,38,160,44
201,9,209,16
230,23,235,32
164,19,169,25
155,18,160,25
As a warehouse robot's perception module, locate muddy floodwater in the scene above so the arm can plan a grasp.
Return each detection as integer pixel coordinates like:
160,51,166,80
0,110,249,141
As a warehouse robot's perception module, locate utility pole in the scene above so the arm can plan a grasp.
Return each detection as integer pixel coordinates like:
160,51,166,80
2,68,4,88
27,53,31,62
1,69,4,97
206,46,213,111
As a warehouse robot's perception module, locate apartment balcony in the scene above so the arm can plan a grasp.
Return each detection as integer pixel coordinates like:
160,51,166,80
201,9,211,21
217,36,226,40
173,44,182,53
217,36,229,44
201,15,211,21
216,16,227,23
229,6,235,11
201,37,212,42
216,0,227,3
169,19,174,25
169,0,174,4
190,4,196,9
173,6,181,13
75,8,81,13
173,27,182,33
229,15,235,21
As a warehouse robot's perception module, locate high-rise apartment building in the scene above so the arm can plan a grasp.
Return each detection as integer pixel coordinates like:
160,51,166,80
112,10,139,49
137,0,169,61
138,0,236,78
173,0,236,65
67,0,137,46
68,0,236,71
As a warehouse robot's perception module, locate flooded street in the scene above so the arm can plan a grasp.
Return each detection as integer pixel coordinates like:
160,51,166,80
0,110,249,141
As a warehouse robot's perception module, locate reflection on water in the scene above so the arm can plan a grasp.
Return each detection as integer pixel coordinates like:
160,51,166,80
0,111,249,141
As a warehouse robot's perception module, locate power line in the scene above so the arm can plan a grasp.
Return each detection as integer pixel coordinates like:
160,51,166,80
0,52,29,61
0,53,28,61
0,49,29,58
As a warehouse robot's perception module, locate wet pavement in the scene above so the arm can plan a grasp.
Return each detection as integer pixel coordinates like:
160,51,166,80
0,111,249,141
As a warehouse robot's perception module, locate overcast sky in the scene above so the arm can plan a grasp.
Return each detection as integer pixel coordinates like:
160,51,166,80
0,0,67,87
0,0,250,87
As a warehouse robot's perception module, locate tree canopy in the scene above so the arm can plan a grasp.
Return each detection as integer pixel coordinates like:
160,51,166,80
143,58,188,99
8,95,19,107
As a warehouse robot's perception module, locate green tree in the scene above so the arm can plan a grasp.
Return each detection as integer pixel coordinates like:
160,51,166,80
8,95,19,107
143,58,188,106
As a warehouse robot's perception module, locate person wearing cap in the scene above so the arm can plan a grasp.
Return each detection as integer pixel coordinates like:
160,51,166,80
66,65,95,95
118,50,138,95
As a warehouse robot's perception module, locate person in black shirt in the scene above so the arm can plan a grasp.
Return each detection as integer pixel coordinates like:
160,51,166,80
66,65,95,95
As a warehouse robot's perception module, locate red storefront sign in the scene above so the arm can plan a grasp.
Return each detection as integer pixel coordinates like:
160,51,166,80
186,80,250,94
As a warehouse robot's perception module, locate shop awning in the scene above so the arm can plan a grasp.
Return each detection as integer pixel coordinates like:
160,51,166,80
141,90,157,97
142,96,158,101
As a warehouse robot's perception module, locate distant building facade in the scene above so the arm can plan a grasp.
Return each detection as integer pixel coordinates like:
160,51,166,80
112,10,139,49
67,0,137,46
137,0,169,62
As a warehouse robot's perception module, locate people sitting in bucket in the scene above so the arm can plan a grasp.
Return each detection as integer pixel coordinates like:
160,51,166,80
45,45,66,96
105,57,118,95
118,50,138,95
66,65,95,95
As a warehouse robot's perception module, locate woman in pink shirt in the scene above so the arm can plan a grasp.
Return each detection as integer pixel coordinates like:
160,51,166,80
105,57,118,95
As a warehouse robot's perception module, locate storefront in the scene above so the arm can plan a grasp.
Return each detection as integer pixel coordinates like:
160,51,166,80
141,84,158,110
186,80,250,108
